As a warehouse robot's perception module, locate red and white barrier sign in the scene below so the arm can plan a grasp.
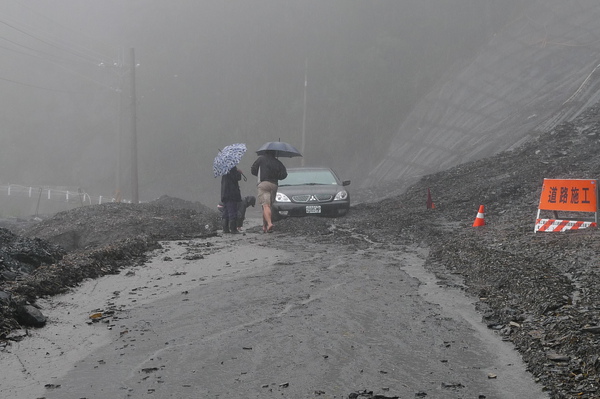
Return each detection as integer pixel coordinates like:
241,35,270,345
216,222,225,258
535,219,597,232
535,179,598,233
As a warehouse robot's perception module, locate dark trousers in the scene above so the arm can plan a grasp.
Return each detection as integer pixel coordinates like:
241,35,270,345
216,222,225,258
223,201,238,221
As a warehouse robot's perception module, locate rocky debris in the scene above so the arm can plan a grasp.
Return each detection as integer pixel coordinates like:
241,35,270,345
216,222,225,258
0,195,220,338
0,228,65,331
24,195,219,251
348,390,399,399
0,228,66,277
2,104,600,397
15,304,46,327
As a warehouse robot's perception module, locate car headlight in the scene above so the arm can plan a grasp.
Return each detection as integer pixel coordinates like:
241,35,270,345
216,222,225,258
276,192,291,202
334,190,348,201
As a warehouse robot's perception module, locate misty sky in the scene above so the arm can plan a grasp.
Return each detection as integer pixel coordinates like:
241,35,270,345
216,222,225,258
0,1,517,208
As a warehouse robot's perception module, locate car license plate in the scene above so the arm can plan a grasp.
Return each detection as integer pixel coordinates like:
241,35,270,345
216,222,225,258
306,205,321,214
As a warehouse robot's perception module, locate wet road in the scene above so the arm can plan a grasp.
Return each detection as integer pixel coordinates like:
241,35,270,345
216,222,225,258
1,221,547,399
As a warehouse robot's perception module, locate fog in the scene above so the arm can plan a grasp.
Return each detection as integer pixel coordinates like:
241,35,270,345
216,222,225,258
0,0,527,212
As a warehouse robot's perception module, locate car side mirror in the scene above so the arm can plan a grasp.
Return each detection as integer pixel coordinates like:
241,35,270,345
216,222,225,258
342,180,351,186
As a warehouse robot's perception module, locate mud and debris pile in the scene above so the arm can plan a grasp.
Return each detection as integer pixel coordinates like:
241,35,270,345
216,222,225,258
24,195,220,251
0,195,220,337
2,104,600,397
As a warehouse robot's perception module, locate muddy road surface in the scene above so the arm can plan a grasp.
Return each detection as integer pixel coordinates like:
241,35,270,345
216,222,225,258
1,216,545,399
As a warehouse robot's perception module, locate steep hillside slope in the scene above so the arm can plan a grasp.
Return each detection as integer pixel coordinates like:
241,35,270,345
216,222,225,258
370,0,600,190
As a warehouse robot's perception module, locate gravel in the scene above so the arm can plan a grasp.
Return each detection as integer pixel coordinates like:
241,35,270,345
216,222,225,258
3,104,600,398
0,196,220,336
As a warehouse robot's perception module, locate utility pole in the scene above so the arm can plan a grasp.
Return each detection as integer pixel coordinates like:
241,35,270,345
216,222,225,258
114,55,123,202
104,49,126,203
115,92,122,201
301,58,307,166
129,48,139,204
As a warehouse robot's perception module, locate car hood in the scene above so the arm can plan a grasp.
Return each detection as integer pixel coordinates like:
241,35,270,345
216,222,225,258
277,184,346,196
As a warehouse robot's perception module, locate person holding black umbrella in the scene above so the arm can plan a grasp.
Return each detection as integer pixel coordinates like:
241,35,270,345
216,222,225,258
251,150,288,233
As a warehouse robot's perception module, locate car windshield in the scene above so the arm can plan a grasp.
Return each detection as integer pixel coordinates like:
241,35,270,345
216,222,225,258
279,170,338,186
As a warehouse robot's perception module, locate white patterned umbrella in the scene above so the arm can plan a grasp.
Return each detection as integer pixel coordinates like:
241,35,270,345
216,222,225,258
213,143,247,177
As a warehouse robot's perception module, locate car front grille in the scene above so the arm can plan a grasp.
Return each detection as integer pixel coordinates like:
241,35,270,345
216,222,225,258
292,194,333,203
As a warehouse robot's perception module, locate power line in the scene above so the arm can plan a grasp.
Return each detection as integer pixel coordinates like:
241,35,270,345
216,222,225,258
0,18,104,66
7,0,116,61
0,2,124,93
0,33,97,69
0,37,117,93
0,74,95,94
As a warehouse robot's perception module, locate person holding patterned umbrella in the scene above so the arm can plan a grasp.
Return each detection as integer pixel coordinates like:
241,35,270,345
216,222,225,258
220,166,243,234
213,143,247,234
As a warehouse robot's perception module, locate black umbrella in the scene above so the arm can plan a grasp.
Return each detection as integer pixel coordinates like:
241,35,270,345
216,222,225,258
256,141,302,158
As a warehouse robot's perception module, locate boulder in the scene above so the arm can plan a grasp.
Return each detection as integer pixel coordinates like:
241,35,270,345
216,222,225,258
16,304,46,328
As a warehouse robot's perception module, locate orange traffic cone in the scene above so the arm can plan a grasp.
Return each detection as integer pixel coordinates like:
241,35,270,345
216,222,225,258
472,205,485,227
426,188,435,209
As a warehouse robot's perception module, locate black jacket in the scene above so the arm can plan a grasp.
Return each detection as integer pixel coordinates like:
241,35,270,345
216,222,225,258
250,154,287,184
221,168,242,203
